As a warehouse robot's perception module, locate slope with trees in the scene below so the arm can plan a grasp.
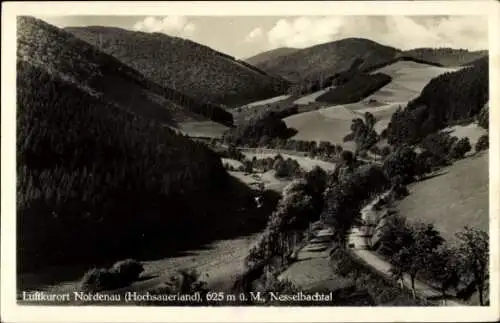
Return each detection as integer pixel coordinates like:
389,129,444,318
66,26,290,107
252,38,400,83
18,16,233,127
17,17,269,273
245,47,299,68
386,56,489,146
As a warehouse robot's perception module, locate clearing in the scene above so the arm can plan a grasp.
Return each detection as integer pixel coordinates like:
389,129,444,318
177,120,229,139
441,122,488,147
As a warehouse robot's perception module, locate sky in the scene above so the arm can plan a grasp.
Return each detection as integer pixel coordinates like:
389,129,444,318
37,15,489,59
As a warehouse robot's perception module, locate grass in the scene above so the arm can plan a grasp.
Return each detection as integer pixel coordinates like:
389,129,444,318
177,120,229,139
397,151,489,242
441,122,488,148
367,60,462,102
281,60,463,145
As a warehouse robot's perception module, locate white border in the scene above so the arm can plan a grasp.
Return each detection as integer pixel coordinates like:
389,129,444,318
1,1,499,322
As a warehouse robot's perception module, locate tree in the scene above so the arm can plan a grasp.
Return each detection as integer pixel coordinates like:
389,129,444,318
340,150,355,166
477,104,489,130
406,222,444,296
382,145,417,184
364,112,376,130
304,166,328,217
414,150,433,179
449,137,472,159
454,227,489,306
475,134,488,152
377,212,414,257
384,219,444,298
427,246,460,303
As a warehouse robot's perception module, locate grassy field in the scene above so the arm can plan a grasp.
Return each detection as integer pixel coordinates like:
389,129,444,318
367,60,461,103
283,61,462,144
441,122,488,148
176,120,229,138
397,151,489,242
293,87,335,105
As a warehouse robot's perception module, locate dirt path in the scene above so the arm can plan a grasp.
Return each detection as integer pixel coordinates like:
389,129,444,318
348,195,462,306
278,225,353,292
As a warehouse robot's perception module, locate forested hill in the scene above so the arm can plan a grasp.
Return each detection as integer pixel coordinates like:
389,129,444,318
17,16,259,272
19,17,233,126
245,47,300,67
387,56,489,145
251,37,401,82
65,26,291,107
402,48,488,67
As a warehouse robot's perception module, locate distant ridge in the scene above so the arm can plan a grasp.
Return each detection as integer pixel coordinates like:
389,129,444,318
66,26,291,107
403,47,488,67
245,47,300,67
250,37,487,85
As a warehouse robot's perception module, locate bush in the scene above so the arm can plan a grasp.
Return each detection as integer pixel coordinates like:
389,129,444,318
274,158,302,179
382,145,417,184
110,259,144,283
477,104,489,130
449,137,472,159
475,134,489,152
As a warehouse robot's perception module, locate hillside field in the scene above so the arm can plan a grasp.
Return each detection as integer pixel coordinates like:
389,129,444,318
397,151,489,241
283,60,462,144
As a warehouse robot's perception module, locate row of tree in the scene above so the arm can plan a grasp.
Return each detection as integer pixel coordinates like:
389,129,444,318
245,167,328,269
343,112,379,153
222,113,297,147
377,212,489,305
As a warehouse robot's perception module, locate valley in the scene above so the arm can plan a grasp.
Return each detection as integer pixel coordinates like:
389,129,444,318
15,15,490,308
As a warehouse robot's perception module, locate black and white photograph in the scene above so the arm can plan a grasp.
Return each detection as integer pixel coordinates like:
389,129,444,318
1,1,499,322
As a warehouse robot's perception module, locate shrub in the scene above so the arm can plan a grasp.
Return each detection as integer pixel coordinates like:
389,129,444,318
449,137,472,159
382,145,417,184
475,134,489,152
274,158,302,179
477,104,489,130
110,259,144,283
